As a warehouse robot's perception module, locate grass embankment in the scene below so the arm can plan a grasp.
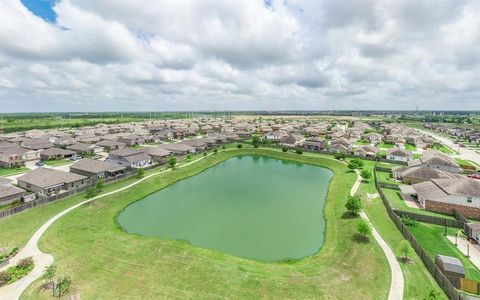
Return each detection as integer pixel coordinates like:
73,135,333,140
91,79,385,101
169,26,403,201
0,167,29,177
409,222,480,281
355,160,446,299
5,148,390,299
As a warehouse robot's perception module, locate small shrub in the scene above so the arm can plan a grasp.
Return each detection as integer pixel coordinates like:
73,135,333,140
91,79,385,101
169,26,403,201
237,144,243,148
222,145,226,150
42,264,57,282
282,147,288,152
401,216,418,227
203,152,207,156
57,276,72,297
253,144,259,148
168,157,177,168
295,148,303,154
85,187,97,199
213,149,218,155
95,177,105,191
0,271,11,286
17,257,34,269
186,154,192,160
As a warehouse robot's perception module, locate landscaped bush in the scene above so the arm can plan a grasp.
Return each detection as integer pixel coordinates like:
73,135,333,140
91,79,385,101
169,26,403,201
17,257,34,269
0,271,11,286
401,216,418,227
237,144,243,148
186,154,192,160
282,147,288,152
295,148,303,154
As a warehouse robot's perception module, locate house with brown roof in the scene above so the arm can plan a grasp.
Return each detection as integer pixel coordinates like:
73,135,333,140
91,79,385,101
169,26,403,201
118,134,145,146
67,143,104,156
400,178,480,219
393,166,464,184
159,143,195,155
142,147,172,164
0,182,26,206
96,140,127,152
17,168,87,197
353,145,379,157
303,137,326,151
70,159,126,179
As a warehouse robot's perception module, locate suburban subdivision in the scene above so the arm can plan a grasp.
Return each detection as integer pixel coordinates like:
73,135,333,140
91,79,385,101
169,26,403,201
0,112,479,299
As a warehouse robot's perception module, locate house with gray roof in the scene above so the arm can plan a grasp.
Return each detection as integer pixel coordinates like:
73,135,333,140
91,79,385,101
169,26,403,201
96,140,127,152
40,148,76,161
0,184,26,206
407,150,462,173
142,147,171,164
106,149,152,169
159,143,195,155
387,147,413,162
393,166,464,184
67,143,104,155
354,145,379,157
70,159,126,179
17,168,87,197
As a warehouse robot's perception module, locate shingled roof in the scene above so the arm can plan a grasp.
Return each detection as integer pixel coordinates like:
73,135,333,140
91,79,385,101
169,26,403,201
17,168,87,188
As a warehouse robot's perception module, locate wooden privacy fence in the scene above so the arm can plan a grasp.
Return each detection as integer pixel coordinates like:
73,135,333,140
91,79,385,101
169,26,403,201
377,182,401,190
461,278,478,294
395,210,465,229
374,168,465,300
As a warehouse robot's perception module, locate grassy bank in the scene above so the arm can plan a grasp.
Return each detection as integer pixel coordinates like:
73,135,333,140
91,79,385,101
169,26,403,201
15,148,391,299
356,160,446,299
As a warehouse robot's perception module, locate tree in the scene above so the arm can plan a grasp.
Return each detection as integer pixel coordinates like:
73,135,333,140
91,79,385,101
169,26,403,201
237,144,243,148
168,157,177,168
95,177,105,192
252,136,260,146
213,148,218,155
295,148,303,154
351,158,364,168
347,161,359,170
334,152,346,160
222,145,226,150
400,241,411,262
186,154,192,160
137,168,145,178
85,187,97,199
203,152,207,156
42,265,57,282
360,169,372,182
282,147,288,152
357,220,371,238
56,276,72,297
345,195,363,215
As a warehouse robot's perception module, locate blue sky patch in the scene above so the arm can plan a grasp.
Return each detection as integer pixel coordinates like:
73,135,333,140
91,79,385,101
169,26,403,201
21,0,58,23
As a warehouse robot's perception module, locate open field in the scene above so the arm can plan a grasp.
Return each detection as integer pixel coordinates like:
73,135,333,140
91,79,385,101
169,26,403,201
357,160,445,299
3,147,392,299
409,222,480,281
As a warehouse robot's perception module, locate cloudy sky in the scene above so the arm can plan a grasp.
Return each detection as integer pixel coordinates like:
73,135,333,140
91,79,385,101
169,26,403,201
0,0,479,112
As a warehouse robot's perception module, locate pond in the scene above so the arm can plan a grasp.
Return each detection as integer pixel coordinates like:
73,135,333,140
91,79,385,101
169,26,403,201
117,155,333,262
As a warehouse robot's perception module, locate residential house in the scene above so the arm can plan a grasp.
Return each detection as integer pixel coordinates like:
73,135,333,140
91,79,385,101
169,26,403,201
281,134,305,147
386,147,413,162
0,181,26,206
263,130,285,142
20,138,53,150
17,168,87,197
354,145,379,157
363,132,382,145
303,137,326,151
392,166,464,184
142,147,172,164
96,140,127,152
67,143,104,156
407,150,462,174
399,178,480,219
106,149,152,169
39,148,76,161
159,143,196,155
331,138,353,153
118,134,145,146
70,159,126,179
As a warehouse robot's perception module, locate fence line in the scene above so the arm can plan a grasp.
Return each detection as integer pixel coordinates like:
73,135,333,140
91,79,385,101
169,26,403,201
374,168,464,300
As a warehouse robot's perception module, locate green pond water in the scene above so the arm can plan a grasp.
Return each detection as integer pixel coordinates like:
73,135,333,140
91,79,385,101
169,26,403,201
117,155,333,262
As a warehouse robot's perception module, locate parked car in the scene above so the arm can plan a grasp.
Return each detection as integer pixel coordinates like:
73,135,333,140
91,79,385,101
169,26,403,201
70,155,82,161
92,155,103,160
35,161,44,167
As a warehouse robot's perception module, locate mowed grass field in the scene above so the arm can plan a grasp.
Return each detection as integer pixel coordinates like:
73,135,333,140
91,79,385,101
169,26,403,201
5,148,392,299
356,160,446,299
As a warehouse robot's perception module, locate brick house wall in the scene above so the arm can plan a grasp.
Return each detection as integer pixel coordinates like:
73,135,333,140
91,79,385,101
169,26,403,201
425,200,480,220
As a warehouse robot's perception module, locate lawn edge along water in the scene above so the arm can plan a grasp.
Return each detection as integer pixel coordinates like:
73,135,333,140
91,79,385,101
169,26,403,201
114,154,334,263
18,147,390,299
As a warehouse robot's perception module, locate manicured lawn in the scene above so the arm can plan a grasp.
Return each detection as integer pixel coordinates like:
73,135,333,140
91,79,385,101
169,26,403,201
433,144,457,155
0,167,30,177
455,158,479,169
357,160,446,299
381,188,455,220
43,159,71,167
404,144,416,151
409,222,480,281
355,140,370,146
376,162,402,170
10,148,391,299
376,171,401,185
378,142,395,149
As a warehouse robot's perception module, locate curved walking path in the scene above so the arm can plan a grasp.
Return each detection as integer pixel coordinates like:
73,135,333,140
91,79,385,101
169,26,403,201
350,171,404,300
0,149,404,300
